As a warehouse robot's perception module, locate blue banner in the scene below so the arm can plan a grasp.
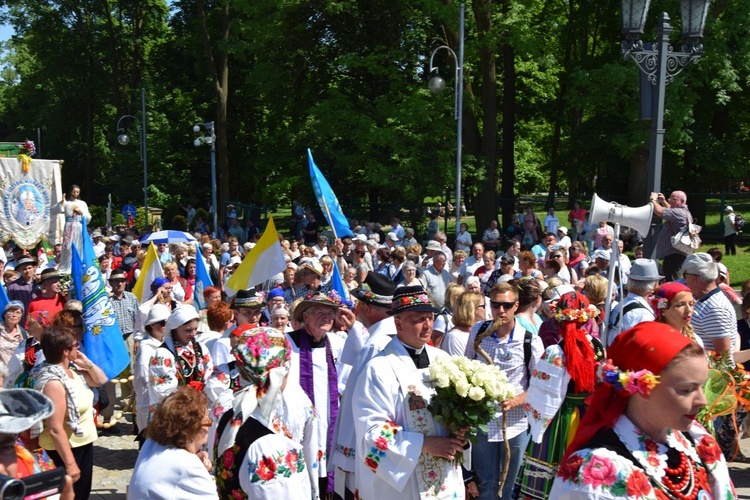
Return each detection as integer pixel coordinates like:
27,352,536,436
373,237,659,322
193,242,214,310
307,148,354,239
71,220,129,380
0,277,9,313
330,262,353,309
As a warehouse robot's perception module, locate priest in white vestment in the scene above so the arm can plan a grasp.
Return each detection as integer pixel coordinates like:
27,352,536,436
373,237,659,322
287,291,346,496
353,286,469,500
330,272,396,500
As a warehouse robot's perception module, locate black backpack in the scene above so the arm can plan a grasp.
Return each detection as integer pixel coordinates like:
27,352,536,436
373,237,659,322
475,321,533,380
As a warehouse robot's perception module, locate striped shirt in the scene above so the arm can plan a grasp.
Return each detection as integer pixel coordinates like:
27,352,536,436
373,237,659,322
465,320,544,441
692,287,737,354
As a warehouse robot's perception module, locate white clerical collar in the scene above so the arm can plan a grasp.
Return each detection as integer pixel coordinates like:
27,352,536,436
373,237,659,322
399,340,425,355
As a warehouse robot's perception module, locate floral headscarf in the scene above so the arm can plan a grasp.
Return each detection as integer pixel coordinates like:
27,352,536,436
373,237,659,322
554,292,600,393
650,282,692,319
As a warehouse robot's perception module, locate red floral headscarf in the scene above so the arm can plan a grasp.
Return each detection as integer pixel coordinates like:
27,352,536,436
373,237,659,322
563,322,693,463
555,292,599,393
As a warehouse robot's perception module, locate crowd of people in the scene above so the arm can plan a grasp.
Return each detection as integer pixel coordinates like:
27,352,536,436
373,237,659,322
0,187,745,499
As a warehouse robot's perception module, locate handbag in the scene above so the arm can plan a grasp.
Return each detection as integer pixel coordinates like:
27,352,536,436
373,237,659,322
670,221,702,254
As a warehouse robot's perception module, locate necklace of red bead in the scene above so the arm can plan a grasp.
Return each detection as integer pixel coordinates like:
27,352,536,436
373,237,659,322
658,450,698,500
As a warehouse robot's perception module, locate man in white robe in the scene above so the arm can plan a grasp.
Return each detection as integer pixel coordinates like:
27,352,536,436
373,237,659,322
331,272,396,500
287,291,346,496
353,286,468,500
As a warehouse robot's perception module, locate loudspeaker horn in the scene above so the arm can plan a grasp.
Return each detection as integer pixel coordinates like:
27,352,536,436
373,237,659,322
588,194,653,236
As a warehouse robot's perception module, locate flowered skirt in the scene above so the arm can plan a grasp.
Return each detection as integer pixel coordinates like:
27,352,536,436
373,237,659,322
515,393,587,499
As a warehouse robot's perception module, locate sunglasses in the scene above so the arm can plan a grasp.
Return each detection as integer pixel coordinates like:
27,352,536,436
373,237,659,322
490,300,516,310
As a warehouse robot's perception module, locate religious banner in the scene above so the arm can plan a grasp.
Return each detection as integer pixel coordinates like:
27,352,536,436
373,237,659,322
0,158,63,249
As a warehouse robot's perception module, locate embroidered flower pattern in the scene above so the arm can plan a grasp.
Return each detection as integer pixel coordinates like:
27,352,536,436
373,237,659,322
335,444,356,459
580,454,618,488
696,434,723,467
365,421,400,473
247,448,306,483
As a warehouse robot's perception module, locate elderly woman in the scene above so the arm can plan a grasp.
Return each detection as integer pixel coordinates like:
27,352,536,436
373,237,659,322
442,291,485,356
397,260,422,288
133,304,171,436
129,387,217,499
37,327,107,499
455,223,473,252
550,322,735,498
518,291,604,499
0,301,26,365
450,249,467,282
148,306,213,420
474,250,496,292
163,261,193,305
213,327,316,499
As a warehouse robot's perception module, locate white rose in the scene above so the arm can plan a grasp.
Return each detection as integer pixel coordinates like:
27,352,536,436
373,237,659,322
436,373,451,388
468,386,486,401
455,379,471,397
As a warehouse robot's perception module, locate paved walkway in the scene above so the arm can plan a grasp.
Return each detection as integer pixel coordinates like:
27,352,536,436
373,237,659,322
90,413,138,499
90,413,750,499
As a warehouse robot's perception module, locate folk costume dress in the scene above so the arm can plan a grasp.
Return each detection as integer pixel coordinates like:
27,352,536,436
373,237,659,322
352,338,468,500
213,327,316,500
518,335,605,499
548,414,735,499
147,334,213,420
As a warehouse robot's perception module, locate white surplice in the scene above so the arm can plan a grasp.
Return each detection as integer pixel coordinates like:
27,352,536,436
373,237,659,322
353,338,466,500
330,317,397,497
287,329,345,481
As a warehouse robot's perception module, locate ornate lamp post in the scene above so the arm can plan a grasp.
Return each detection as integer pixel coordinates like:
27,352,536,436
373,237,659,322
116,88,149,226
193,121,217,233
427,2,464,236
621,0,711,255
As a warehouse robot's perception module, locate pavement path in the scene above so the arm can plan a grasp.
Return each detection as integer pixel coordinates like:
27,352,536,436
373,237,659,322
91,412,750,499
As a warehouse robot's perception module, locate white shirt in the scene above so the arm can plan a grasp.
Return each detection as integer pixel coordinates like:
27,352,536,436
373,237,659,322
129,439,218,499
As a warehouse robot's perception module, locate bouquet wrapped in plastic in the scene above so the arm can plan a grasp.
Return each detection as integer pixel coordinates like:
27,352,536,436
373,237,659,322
428,355,516,457
697,352,750,431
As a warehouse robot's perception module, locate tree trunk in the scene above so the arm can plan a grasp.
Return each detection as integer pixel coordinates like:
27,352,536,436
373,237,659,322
197,0,231,218
471,0,499,234
499,32,516,230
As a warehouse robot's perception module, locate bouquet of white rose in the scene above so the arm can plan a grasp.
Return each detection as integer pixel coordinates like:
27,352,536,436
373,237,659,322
428,355,516,448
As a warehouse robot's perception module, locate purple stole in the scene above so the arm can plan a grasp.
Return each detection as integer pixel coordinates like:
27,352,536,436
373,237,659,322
299,329,338,494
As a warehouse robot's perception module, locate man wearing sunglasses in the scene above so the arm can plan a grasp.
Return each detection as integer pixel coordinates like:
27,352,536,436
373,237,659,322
465,282,544,500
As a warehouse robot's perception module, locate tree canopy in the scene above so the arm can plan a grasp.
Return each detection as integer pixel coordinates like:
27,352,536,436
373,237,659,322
0,0,747,229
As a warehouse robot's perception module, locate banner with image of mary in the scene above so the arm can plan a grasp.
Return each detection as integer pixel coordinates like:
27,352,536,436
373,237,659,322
0,158,63,249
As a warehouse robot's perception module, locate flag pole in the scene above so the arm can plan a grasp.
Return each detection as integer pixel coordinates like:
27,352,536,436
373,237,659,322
321,199,339,240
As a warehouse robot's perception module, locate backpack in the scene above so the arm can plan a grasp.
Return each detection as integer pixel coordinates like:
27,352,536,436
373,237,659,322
476,321,533,380
735,214,746,233
609,301,650,330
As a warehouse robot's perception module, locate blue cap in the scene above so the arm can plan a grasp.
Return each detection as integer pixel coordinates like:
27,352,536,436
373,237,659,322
267,288,285,300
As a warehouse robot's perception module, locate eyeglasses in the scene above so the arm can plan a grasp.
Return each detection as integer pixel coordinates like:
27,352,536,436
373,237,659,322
683,272,696,279
70,342,80,349
490,300,516,310
476,304,486,309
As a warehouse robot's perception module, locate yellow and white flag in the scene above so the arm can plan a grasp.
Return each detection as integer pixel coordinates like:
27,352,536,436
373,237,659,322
226,217,286,297
132,242,165,303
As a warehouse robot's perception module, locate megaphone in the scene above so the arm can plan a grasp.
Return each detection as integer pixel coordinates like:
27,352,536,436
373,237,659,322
589,194,653,236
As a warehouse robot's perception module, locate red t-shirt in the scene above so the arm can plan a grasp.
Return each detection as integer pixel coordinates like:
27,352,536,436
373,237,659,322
27,295,66,325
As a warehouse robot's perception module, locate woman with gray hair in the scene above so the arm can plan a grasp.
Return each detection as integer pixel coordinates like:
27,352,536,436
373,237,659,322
396,260,421,287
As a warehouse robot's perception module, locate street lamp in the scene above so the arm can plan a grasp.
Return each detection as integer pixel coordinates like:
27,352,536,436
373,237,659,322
116,88,149,228
193,121,217,233
427,2,464,237
621,0,711,256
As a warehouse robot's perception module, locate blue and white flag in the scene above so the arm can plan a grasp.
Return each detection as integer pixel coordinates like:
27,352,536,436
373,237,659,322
0,279,9,313
330,262,353,309
71,219,129,381
193,242,214,310
307,148,354,239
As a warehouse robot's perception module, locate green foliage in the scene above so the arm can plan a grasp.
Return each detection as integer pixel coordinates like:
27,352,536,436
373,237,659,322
0,0,747,226
171,215,187,231
88,205,107,229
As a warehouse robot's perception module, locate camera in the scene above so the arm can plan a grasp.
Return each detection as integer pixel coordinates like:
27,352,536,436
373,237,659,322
0,468,65,500
0,476,24,500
